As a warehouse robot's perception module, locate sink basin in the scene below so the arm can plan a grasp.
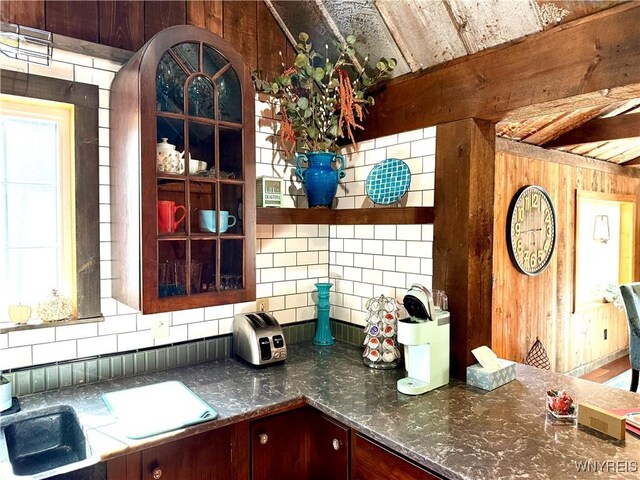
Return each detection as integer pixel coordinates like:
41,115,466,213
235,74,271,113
0,405,95,478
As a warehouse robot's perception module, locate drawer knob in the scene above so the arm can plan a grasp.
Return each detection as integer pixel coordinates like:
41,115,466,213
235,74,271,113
259,433,269,445
332,438,341,451
152,467,162,479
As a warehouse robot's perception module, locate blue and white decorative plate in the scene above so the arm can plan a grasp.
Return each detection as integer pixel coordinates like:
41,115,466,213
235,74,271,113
365,158,411,205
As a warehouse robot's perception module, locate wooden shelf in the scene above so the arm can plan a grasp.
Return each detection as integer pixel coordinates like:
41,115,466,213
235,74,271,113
256,207,434,225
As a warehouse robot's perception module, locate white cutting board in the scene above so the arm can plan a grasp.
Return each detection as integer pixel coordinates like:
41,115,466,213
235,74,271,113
102,381,217,439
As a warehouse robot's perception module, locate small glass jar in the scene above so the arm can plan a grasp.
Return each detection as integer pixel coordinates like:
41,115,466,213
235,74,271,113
37,289,72,322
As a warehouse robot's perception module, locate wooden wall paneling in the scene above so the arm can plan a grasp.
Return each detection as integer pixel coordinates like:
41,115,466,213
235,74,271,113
0,0,45,29
45,1,99,43
492,139,640,373
143,0,186,43
257,0,287,80
98,0,144,52
187,0,223,37
434,118,495,380
223,0,258,72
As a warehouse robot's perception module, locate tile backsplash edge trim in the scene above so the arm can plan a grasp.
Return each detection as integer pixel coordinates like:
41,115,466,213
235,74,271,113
3,319,366,397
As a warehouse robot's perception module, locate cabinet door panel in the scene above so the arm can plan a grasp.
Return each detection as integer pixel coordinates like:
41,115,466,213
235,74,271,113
142,426,234,480
308,411,349,480
352,432,442,480
251,409,308,480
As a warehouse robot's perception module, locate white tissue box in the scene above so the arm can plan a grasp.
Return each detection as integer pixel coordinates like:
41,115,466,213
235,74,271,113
466,359,516,391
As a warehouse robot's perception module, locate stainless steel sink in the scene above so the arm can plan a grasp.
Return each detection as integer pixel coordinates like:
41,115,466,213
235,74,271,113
0,404,98,479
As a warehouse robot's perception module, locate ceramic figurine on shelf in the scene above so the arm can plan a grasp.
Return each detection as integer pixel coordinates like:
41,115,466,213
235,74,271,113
362,294,402,369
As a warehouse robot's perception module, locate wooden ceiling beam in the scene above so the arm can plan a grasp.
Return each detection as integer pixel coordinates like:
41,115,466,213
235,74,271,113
358,3,640,141
624,157,640,167
544,112,640,147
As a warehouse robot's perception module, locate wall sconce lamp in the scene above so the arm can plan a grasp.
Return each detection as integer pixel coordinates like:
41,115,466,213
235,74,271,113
593,214,610,243
0,23,52,66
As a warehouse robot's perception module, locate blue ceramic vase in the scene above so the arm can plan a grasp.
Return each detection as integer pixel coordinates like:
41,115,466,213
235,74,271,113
294,151,346,208
313,282,334,346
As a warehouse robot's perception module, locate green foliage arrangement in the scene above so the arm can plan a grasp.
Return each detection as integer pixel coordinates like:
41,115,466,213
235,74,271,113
253,32,396,156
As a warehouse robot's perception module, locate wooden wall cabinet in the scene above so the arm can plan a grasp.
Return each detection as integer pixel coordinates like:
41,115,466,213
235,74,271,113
250,407,349,480
110,25,255,314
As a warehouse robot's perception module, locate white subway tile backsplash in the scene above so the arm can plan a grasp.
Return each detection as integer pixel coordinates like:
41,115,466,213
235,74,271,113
188,320,219,340
9,328,55,348
334,279,354,295
375,134,398,148
374,225,396,240
274,224,296,238
406,241,432,258
353,253,373,269
421,258,434,275
396,256,421,274
256,253,274,269
273,252,297,267
397,225,423,241
398,129,423,143
204,304,234,321
383,271,407,289
0,334,6,350
296,306,315,321
353,282,373,299
343,239,363,253
33,340,77,365
261,238,285,253
219,317,233,335
55,323,98,341
308,237,328,251
383,240,406,257
154,325,189,347
407,274,432,289
374,255,396,271
333,306,351,322
286,266,308,281
296,251,319,265
286,238,308,252
362,269,383,286
274,308,296,324
387,143,411,160
330,238,344,252
77,334,117,357
343,267,362,282
273,281,297,296
256,283,273,298
30,61,74,81
296,278,317,293
412,172,435,191
256,224,273,239
0,346,32,369
365,148,386,165
336,252,354,267
308,263,328,278
98,314,137,336
362,239,383,255
285,293,307,309
297,225,319,237
261,267,285,283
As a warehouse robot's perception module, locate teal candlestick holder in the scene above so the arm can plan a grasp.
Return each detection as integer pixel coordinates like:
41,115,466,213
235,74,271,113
313,282,334,345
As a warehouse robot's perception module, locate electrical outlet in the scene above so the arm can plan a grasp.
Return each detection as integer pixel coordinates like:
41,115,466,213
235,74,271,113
257,298,270,312
604,328,608,340
152,317,170,339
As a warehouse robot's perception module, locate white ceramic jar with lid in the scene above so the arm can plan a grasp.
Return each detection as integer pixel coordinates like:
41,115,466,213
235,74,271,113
156,138,185,174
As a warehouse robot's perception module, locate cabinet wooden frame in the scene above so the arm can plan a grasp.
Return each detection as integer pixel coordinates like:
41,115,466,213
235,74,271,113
110,25,256,313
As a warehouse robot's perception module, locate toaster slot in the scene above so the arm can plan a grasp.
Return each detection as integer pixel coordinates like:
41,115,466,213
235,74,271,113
247,314,267,328
259,337,272,361
256,312,276,326
273,335,284,349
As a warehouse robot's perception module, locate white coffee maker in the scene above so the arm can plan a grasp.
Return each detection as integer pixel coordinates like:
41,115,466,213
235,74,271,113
397,284,450,395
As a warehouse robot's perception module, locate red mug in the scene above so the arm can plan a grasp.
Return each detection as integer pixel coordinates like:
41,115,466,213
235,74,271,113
158,200,186,233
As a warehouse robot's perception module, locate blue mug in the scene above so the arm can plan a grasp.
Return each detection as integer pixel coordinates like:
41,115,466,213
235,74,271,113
199,210,237,233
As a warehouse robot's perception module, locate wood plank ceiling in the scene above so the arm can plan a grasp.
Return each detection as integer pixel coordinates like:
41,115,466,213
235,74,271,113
265,0,638,166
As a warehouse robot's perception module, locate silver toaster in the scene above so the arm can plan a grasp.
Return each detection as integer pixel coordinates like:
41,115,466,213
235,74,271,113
232,312,287,366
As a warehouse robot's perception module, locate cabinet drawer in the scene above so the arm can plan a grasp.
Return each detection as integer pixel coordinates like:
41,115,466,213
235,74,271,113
352,432,442,480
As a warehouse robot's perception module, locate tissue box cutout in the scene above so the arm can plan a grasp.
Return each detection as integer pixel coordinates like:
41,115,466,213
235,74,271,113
466,359,516,391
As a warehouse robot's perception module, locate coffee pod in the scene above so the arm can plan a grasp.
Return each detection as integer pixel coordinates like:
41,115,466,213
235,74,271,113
383,338,395,350
383,324,395,338
382,350,396,363
367,349,380,362
368,337,380,349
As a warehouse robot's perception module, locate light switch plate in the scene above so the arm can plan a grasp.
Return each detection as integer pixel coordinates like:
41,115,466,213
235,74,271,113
152,317,170,339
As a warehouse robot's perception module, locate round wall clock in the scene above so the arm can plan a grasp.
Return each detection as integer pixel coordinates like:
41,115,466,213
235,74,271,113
506,185,557,276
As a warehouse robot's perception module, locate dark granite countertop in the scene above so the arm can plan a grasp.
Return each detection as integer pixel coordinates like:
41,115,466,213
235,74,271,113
3,342,640,479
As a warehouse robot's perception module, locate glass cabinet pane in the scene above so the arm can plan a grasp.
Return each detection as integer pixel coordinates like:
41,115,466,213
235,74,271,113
203,45,228,77
192,240,217,292
172,43,199,73
188,121,215,176
158,241,187,297
189,183,217,234
219,127,243,180
156,52,186,113
219,183,243,235
221,239,244,291
157,180,187,235
188,76,214,119
217,67,242,123
156,117,185,176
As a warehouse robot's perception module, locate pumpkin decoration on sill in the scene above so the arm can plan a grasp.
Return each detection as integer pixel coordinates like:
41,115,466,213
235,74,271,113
37,289,72,322
8,303,31,324
253,32,395,208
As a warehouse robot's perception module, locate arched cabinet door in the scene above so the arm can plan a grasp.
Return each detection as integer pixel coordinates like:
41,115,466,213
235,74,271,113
110,25,255,314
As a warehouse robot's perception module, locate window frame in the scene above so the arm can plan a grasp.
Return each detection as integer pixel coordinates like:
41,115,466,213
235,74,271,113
1,69,102,322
